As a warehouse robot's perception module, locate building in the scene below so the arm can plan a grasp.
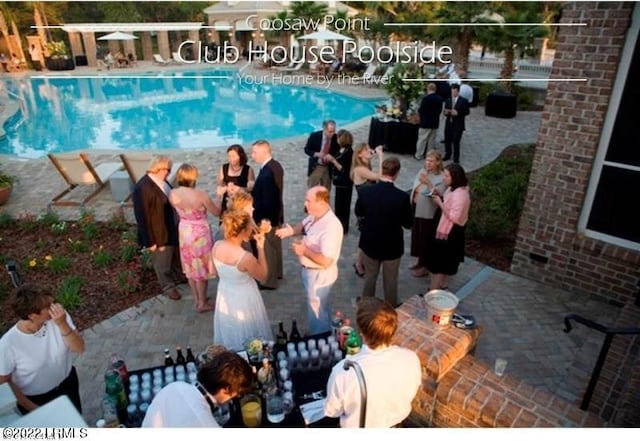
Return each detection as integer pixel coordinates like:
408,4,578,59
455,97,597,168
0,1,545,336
512,2,639,424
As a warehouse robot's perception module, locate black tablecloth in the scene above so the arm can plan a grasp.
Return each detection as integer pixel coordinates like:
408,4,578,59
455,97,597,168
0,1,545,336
368,117,419,155
485,92,517,118
45,57,75,71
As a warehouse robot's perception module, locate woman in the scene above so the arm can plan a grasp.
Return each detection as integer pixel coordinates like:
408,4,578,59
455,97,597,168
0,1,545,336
169,164,221,313
350,142,383,277
216,145,255,220
0,284,85,415
426,163,471,290
409,150,446,278
212,210,273,351
325,129,354,234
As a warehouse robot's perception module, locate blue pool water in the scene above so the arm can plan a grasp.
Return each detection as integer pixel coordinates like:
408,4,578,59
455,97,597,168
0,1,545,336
0,69,378,158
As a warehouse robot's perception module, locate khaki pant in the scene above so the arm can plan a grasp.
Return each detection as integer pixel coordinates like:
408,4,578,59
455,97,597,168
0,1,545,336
307,165,331,190
360,252,401,307
415,127,438,159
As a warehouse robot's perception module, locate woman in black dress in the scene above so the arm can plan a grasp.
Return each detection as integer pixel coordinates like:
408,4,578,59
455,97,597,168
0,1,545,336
216,144,255,220
325,129,354,234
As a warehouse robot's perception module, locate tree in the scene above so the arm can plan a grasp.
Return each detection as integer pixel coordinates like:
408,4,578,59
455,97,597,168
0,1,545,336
476,2,547,91
432,1,493,74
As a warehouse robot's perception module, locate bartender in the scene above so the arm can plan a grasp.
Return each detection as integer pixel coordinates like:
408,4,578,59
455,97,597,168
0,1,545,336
142,351,253,427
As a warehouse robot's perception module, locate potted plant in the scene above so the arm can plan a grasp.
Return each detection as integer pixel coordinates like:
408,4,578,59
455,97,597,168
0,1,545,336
45,41,75,71
383,63,425,121
0,165,15,205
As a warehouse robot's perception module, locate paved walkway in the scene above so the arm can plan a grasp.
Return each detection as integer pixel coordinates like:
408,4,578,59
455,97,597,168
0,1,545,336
0,66,621,425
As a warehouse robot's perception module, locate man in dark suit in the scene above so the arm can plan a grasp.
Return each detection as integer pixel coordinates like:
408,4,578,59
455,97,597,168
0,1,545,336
251,140,284,290
415,82,444,160
132,155,183,301
304,119,340,190
355,157,413,307
443,83,470,164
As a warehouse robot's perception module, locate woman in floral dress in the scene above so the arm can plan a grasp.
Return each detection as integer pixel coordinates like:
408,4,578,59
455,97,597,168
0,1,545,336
169,164,221,312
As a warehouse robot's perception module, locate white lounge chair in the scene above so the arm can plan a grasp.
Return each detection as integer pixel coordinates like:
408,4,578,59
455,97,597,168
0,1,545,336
172,52,185,63
48,153,123,207
281,62,304,73
153,54,171,65
352,63,378,82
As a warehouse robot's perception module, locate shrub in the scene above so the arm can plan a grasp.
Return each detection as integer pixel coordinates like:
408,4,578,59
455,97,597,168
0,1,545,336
0,213,14,228
108,211,129,232
50,221,68,235
47,255,71,274
93,249,114,267
118,269,141,293
39,211,61,227
466,144,535,241
68,238,88,253
56,276,83,311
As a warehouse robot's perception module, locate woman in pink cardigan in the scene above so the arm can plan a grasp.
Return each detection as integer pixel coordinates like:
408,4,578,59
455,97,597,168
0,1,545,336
426,163,471,290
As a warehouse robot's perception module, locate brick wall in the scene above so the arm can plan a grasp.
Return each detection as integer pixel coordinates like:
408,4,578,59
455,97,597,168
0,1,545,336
394,297,605,427
511,1,640,306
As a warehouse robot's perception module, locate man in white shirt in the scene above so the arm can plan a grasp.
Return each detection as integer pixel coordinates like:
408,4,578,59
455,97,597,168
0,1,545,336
276,186,344,334
142,351,253,427
324,297,422,427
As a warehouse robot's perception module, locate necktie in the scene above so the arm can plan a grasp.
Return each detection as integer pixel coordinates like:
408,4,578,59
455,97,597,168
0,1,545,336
320,138,330,164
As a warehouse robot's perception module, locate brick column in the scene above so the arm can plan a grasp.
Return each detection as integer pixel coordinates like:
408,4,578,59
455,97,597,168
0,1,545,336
69,32,84,58
141,32,153,61
80,32,96,67
157,30,170,60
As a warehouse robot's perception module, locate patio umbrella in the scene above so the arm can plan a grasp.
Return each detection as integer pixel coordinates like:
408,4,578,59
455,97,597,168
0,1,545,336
98,31,138,41
297,30,353,41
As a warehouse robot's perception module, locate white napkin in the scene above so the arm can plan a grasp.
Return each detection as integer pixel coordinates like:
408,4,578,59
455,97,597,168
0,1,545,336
299,398,327,425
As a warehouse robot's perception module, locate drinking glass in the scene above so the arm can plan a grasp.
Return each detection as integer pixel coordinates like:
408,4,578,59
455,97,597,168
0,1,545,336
240,394,262,428
266,391,285,424
213,402,231,426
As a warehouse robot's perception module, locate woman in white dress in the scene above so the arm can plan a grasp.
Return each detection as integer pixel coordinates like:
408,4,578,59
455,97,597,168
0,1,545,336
212,210,273,351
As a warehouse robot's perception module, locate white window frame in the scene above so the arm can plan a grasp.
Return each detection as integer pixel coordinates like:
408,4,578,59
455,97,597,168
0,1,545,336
578,4,640,251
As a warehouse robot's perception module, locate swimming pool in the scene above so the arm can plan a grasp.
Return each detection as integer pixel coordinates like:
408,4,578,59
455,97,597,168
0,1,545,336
0,69,379,158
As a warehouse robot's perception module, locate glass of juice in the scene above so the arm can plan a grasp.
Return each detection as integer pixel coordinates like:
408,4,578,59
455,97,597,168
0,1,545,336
240,394,262,428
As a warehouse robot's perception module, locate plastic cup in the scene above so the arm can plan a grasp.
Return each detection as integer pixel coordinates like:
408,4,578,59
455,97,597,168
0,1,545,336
494,358,508,376
240,394,262,428
213,402,231,426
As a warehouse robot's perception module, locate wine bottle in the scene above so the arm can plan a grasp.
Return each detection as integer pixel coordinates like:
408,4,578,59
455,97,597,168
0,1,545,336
164,348,174,367
176,346,186,365
186,346,196,364
276,321,288,347
289,320,302,343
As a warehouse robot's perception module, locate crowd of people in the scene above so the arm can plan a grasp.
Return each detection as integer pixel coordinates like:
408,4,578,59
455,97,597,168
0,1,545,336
0,100,471,426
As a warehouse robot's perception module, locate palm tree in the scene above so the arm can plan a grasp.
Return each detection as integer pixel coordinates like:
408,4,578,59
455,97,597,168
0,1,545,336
476,2,547,91
432,1,492,74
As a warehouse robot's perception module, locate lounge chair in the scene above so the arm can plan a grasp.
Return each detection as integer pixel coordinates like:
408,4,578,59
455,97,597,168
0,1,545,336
47,153,123,207
281,62,305,73
172,52,185,63
119,153,182,203
352,63,378,83
153,54,171,65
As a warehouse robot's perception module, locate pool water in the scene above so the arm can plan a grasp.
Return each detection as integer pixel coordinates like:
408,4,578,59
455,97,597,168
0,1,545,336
0,69,378,158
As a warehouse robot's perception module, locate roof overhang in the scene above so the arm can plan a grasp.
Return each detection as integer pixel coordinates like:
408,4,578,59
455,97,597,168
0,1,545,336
61,23,203,33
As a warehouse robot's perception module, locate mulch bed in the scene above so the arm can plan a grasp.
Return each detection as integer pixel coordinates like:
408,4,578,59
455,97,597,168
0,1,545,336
0,218,158,334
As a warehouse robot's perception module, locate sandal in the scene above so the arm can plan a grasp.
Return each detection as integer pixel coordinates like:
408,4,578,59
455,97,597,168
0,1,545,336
353,263,365,278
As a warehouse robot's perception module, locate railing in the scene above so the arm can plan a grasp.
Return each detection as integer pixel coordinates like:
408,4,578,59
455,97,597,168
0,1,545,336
563,313,640,410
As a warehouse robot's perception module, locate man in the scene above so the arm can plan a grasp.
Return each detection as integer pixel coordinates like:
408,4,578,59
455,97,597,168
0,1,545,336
355,158,413,307
304,120,340,190
251,140,284,290
324,297,421,427
142,351,253,427
132,155,184,301
443,83,470,164
275,186,344,334
415,82,443,160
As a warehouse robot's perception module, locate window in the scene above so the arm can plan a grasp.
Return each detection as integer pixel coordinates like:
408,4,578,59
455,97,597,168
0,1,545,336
580,5,640,250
